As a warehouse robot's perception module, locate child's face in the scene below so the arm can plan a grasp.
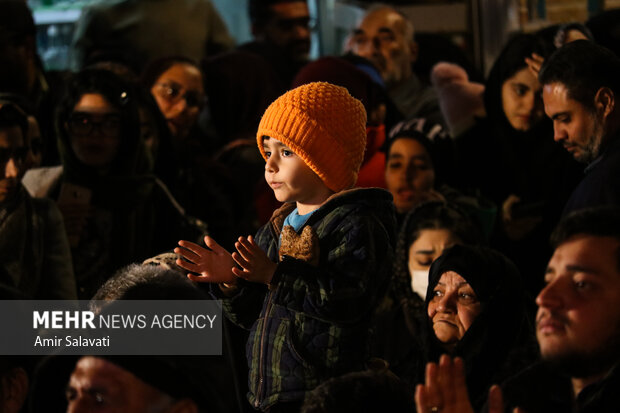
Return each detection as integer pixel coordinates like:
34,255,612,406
263,137,332,213
385,137,435,213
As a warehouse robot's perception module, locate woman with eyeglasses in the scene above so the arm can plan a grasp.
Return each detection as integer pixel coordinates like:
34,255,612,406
22,69,207,298
141,56,206,146
140,56,238,249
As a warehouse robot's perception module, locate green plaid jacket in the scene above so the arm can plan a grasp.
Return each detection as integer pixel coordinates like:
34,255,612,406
215,188,396,410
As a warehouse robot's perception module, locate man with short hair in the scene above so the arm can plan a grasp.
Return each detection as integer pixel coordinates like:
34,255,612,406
66,356,202,413
349,5,441,123
239,0,312,93
415,206,620,413
0,102,76,299
539,40,620,214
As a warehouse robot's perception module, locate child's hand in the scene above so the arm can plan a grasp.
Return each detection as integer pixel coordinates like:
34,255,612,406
232,235,277,285
175,236,236,284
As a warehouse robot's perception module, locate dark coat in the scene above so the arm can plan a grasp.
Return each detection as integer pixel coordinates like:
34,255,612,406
498,361,620,413
401,245,537,411
563,136,620,215
212,188,396,411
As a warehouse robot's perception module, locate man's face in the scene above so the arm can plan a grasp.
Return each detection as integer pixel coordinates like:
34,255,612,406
350,8,414,86
65,357,172,413
258,1,311,62
536,235,620,377
0,125,27,203
543,82,605,163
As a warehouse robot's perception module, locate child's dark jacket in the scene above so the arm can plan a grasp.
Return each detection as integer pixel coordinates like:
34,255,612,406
212,188,396,410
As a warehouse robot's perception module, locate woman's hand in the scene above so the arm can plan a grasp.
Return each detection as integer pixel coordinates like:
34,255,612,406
415,355,476,413
525,53,544,78
415,355,525,413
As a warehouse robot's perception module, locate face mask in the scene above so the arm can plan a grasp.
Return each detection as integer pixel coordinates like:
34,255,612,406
410,269,429,300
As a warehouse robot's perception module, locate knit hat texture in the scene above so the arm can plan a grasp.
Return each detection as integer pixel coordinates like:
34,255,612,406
257,81,367,192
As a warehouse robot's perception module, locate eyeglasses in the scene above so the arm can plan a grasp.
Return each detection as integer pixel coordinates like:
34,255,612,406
67,113,122,137
154,82,204,109
0,146,29,165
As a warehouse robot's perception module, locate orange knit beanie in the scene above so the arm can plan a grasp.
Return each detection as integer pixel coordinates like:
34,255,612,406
256,81,367,192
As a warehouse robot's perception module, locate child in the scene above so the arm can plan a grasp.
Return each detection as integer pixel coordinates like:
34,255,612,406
175,82,396,412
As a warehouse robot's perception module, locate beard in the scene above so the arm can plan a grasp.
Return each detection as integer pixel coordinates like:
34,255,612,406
542,321,620,378
576,112,606,164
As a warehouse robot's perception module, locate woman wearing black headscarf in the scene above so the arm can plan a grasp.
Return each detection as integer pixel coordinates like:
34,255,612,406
401,244,536,411
371,202,482,370
23,69,206,298
454,33,582,294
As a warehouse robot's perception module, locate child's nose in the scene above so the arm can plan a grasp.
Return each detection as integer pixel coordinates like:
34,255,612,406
265,157,278,173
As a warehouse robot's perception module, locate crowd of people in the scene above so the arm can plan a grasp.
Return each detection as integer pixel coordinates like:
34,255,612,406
1,0,620,412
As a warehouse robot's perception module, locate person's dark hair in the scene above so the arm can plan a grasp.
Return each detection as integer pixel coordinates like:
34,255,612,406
140,56,201,90
0,102,27,137
386,129,435,168
553,22,594,48
586,8,620,58
386,119,451,186
300,368,414,413
0,0,35,45
539,40,620,111
56,68,140,176
391,201,481,307
248,0,308,28
484,33,551,125
403,201,481,249
550,206,620,270
423,244,528,409
91,263,207,307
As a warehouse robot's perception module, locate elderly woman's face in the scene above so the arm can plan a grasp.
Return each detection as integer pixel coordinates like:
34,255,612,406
427,271,482,348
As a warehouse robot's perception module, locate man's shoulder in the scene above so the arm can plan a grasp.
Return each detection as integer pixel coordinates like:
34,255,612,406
577,362,620,413
389,75,441,122
500,362,573,413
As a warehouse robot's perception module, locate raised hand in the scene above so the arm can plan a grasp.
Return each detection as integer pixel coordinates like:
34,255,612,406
415,355,521,413
525,53,544,78
174,235,236,284
415,355,476,413
232,235,277,285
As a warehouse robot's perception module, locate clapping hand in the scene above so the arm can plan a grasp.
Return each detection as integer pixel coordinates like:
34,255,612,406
415,355,524,413
175,236,236,284
232,235,277,285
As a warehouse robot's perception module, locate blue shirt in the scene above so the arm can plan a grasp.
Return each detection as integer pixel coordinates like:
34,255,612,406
279,208,314,246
